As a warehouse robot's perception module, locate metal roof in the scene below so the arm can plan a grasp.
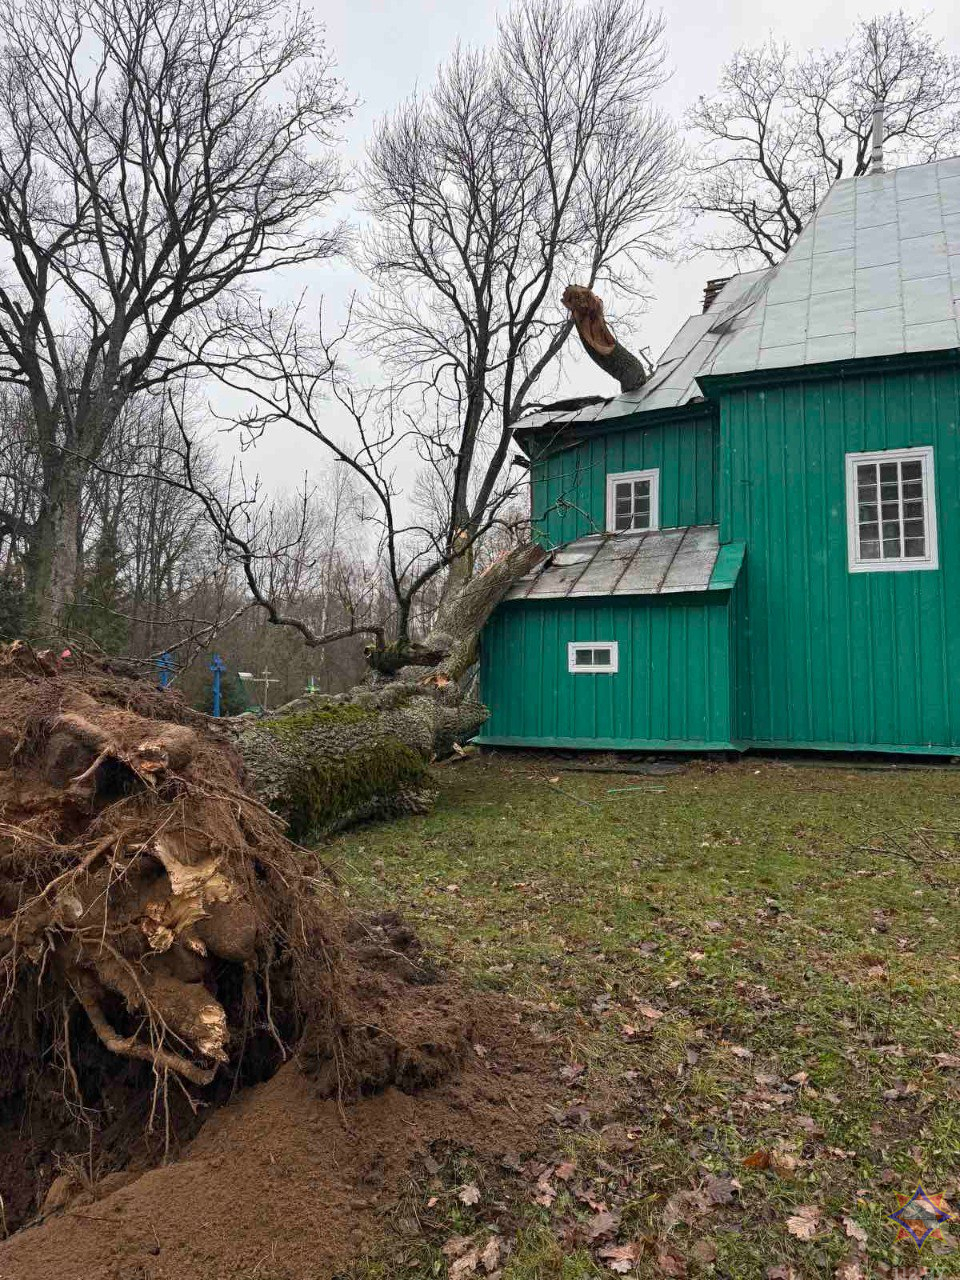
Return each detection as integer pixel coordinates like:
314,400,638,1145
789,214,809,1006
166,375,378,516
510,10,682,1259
504,525,741,601
707,156,960,375
514,155,960,435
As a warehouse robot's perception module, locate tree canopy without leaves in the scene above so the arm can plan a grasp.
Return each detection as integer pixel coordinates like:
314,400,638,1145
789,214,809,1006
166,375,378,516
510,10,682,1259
688,12,960,263
179,0,679,676
0,0,349,631
360,0,678,592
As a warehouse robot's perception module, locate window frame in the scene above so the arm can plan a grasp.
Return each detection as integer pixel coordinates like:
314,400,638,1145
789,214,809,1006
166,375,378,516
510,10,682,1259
845,446,938,574
567,641,619,674
605,468,660,535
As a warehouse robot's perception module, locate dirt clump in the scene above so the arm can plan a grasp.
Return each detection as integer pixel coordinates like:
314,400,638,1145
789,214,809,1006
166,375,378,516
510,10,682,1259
0,990,551,1280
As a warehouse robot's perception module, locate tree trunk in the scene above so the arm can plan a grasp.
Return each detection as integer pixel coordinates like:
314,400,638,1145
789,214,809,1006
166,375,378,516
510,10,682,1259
24,457,83,636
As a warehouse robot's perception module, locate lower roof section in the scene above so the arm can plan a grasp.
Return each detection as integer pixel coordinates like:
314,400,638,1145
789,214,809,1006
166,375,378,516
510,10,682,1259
504,526,745,601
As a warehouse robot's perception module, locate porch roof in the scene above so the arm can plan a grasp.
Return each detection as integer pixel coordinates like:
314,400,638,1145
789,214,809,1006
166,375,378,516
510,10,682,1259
503,525,745,601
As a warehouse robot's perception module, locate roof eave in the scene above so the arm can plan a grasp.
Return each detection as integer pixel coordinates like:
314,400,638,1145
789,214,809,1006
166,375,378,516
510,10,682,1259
697,345,960,399
512,398,715,456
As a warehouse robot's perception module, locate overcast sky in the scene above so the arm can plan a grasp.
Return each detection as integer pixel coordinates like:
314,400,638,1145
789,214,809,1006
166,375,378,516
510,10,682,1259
240,0,958,492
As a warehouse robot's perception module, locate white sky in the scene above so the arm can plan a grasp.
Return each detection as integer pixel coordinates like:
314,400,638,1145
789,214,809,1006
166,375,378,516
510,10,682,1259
239,0,958,492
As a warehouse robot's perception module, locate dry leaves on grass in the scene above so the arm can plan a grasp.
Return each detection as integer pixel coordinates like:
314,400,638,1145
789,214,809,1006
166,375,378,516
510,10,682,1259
785,1204,821,1240
597,1240,647,1273
458,1183,481,1206
663,1175,740,1232
443,1234,503,1278
656,1247,688,1276
842,1216,868,1246
743,1148,799,1177
835,1258,867,1280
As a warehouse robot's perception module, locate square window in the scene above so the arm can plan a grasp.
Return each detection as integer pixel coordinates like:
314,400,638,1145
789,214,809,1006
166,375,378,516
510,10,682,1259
845,447,937,572
568,642,619,673
605,470,659,534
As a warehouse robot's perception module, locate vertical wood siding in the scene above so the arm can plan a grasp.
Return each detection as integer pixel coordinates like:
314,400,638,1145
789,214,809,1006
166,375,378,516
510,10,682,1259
721,364,960,751
478,594,734,748
531,411,718,545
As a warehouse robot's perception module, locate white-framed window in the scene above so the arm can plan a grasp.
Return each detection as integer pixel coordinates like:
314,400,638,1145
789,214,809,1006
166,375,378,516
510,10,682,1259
605,469,659,534
567,641,619,674
845,446,938,573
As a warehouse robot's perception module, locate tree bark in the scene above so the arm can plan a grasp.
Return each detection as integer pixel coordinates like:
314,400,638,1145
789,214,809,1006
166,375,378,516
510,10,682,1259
24,456,83,634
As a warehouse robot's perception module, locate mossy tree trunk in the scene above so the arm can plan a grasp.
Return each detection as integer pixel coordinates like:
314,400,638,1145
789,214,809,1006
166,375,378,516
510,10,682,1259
230,543,545,838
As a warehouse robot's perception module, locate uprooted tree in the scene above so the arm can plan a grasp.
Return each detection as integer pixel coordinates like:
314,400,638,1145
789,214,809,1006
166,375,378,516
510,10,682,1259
0,641,488,1195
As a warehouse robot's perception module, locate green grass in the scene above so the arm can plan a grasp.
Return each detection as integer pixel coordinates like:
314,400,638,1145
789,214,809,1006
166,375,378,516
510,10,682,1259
329,755,960,1278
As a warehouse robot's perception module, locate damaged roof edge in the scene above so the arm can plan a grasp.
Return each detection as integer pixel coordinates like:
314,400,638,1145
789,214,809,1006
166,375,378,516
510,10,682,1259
512,398,713,455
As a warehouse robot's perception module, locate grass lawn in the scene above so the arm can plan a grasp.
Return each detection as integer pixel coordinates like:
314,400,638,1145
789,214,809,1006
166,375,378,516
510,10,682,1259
328,754,960,1279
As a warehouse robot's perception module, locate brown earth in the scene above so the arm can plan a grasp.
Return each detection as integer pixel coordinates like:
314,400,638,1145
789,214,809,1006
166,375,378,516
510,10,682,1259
0,989,551,1280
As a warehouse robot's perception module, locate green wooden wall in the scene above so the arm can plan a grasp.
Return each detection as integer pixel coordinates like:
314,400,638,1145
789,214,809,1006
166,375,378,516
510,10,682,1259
720,362,960,752
530,409,718,545
477,594,735,749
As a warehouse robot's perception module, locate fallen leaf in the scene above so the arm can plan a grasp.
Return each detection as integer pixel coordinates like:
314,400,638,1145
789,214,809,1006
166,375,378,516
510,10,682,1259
479,1237,502,1273
637,1003,663,1020
766,1267,799,1280
788,1071,809,1085
450,1249,481,1279
441,1236,474,1259
743,1149,771,1170
770,1151,799,1177
934,1053,960,1069
459,1183,481,1206
587,1210,619,1241
691,1238,718,1264
729,1045,753,1059
555,1160,577,1181
656,1248,688,1277
842,1216,868,1246
598,1240,645,1272
786,1205,820,1240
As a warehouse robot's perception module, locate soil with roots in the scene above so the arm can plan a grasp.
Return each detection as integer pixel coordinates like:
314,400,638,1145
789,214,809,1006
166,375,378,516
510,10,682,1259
0,644,551,1273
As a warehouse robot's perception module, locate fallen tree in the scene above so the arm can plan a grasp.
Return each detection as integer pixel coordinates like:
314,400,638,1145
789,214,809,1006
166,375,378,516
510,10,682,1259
0,645,492,1198
224,540,544,839
0,541,541,1147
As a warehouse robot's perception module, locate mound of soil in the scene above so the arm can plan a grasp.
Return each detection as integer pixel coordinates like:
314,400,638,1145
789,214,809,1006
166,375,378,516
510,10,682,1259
0,990,551,1280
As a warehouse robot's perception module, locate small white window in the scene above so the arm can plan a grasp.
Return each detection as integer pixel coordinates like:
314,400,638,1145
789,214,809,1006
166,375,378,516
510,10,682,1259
606,469,659,533
568,642,619,673
845,447,938,573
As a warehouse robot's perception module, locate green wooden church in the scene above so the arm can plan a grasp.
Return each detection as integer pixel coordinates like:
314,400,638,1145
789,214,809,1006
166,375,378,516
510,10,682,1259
477,154,960,755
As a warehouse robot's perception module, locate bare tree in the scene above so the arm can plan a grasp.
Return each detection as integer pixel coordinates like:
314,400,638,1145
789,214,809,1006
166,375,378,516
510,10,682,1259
688,13,960,264
360,0,677,598
0,0,350,632
177,0,678,680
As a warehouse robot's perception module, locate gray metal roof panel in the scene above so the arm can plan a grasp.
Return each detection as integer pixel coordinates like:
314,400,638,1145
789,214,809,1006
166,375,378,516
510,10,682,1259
708,157,960,376
503,526,728,601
